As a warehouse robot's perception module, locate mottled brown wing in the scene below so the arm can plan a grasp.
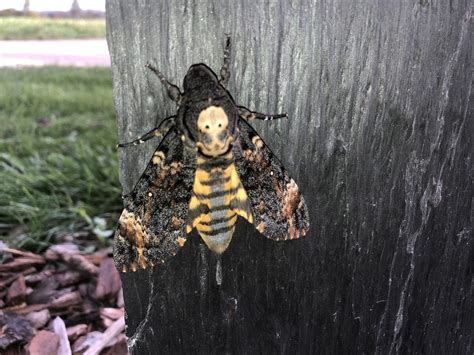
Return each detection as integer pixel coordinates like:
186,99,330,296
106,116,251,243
233,119,309,241
113,128,196,272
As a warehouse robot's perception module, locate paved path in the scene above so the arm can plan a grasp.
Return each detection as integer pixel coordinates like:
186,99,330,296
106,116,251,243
0,39,110,67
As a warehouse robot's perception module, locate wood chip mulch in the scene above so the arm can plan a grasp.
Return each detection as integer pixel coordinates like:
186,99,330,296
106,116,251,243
0,243,127,355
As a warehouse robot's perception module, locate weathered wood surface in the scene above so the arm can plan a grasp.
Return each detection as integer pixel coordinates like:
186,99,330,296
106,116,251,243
106,1,472,353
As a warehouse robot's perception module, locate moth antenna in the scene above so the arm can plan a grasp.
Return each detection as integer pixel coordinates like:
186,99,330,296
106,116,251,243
145,62,182,105
237,106,288,121
219,34,232,88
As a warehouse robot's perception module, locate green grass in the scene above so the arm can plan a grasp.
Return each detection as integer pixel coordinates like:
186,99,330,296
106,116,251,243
0,17,105,40
0,67,121,251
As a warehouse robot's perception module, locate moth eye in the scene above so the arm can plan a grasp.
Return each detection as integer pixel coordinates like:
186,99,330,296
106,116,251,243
205,125,210,129
218,123,222,128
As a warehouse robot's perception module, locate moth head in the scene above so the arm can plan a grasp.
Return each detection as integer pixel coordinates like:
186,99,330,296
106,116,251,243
179,64,237,156
183,64,219,94
196,105,233,157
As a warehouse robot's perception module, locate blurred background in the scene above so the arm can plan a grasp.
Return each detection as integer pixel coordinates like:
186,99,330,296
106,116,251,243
1,0,105,15
0,2,126,353
1,0,104,13
0,0,120,252
0,0,121,252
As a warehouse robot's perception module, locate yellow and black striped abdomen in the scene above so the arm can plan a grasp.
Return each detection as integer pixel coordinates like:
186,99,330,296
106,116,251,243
186,151,253,254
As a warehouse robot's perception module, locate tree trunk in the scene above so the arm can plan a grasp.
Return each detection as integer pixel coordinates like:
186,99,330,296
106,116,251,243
106,1,472,353
70,0,81,17
22,0,30,15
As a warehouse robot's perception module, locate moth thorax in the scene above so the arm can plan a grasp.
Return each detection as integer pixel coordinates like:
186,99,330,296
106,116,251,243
196,105,233,157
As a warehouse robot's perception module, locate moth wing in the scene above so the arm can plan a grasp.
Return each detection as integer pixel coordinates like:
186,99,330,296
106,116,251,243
113,128,195,272
233,119,310,240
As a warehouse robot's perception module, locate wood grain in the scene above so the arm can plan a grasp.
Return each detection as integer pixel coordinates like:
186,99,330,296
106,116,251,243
107,1,472,353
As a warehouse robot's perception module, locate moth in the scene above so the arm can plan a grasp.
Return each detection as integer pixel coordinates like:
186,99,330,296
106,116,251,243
114,36,309,272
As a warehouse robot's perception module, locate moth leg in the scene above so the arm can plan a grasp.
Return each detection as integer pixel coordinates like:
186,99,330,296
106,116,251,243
145,63,182,105
117,116,176,148
237,106,288,121
219,34,231,87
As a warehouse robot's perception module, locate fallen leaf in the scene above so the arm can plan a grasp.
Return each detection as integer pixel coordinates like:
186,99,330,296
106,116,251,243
66,324,88,341
95,258,121,300
100,307,124,320
24,309,51,329
51,316,72,355
46,245,98,275
103,337,128,355
84,316,125,355
0,257,45,272
0,312,34,350
27,330,59,355
49,291,82,309
6,275,26,306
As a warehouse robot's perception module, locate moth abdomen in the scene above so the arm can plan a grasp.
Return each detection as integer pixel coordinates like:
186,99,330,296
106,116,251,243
186,151,253,254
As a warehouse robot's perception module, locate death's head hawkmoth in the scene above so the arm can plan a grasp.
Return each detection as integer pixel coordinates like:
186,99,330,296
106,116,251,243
114,36,309,272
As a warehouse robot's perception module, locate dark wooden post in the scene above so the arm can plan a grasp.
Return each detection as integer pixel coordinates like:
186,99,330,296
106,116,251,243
106,1,472,353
